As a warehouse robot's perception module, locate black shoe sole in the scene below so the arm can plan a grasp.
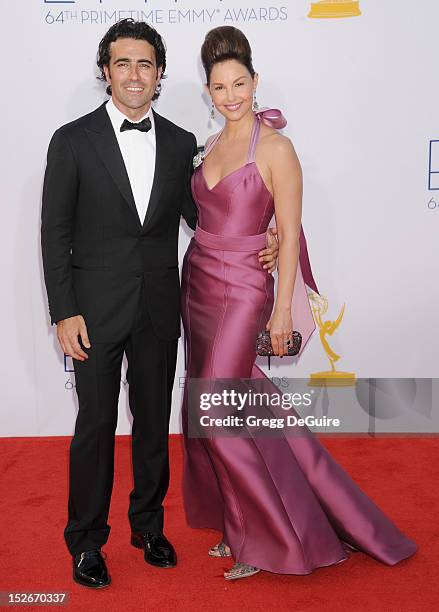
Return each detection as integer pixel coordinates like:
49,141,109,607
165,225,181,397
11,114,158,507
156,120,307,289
73,573,112,589
130,536,177,568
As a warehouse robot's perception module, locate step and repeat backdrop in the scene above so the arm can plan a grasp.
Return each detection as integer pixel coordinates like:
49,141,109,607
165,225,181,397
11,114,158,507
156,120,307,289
1,0,437,436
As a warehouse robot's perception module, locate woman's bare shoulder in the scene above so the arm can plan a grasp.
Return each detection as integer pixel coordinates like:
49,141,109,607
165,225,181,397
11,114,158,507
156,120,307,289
259,125,297,160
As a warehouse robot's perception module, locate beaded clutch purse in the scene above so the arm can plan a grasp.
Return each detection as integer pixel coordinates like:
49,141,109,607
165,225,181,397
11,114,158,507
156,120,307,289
255,330,302,358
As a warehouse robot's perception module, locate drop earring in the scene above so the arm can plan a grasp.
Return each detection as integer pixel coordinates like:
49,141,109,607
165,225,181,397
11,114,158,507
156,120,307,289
252,90,259,111
210,100,215,119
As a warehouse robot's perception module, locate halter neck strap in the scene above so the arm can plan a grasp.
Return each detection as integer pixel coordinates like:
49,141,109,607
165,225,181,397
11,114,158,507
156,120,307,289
203,106,286,162
247,116,261,164
247,108,287,162
203,130,223,158
203,119,259,163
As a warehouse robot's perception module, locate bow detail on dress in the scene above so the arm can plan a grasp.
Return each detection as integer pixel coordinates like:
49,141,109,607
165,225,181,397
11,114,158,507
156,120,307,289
254,107,287,130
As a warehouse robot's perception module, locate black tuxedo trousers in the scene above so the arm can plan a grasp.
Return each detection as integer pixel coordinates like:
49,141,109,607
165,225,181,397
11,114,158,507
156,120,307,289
65,280,178,554
41,103,198,554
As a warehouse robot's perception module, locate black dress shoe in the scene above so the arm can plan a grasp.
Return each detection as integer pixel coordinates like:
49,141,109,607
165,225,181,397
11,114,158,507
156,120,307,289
73,549,111,589
131,531,177,568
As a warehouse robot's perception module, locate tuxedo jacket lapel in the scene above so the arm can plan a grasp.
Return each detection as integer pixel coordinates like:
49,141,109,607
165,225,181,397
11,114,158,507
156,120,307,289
84,104,175,233
142,110,174,233
84,103,141,227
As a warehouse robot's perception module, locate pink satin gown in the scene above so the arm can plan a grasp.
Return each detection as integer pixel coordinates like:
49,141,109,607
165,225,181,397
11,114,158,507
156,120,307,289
180,110,417,574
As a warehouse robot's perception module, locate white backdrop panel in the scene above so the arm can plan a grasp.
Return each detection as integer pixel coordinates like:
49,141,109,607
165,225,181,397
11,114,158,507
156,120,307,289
0,1,437,436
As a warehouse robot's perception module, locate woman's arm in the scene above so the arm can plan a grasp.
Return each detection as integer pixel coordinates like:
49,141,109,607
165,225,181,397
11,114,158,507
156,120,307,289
266,135,303,357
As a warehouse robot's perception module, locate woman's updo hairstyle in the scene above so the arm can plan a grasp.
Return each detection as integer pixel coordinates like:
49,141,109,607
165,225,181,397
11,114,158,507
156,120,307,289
201,26,256,85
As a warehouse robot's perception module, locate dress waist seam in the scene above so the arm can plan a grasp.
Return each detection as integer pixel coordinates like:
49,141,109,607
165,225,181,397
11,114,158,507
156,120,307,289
194,225,266,252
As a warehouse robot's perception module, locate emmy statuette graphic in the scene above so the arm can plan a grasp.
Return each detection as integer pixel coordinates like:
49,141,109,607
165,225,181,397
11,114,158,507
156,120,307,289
308,293,356,387
308,0,362,19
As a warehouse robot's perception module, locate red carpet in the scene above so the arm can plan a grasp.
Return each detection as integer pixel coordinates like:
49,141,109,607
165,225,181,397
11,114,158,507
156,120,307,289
0,435,437,611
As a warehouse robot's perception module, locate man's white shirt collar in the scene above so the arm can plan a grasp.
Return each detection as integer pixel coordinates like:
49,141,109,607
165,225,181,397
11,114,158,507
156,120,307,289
106,97,155,134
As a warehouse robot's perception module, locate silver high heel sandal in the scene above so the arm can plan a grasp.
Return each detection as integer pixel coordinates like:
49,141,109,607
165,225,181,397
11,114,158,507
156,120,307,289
224,562,261,580
208,541,232,557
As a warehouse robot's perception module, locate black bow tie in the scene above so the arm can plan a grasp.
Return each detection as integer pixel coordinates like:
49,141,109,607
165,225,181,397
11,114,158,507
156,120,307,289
120,117,152,133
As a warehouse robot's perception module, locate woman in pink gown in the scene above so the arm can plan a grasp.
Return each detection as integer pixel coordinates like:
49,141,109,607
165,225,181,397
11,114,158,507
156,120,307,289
181,26,417,580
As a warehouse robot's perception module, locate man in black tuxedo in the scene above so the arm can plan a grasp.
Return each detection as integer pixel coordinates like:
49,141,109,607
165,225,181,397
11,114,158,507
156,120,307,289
41,19,277,589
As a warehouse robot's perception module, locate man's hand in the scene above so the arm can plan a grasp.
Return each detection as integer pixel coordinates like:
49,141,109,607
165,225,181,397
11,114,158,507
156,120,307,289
57,315,91,361
259,227,279,274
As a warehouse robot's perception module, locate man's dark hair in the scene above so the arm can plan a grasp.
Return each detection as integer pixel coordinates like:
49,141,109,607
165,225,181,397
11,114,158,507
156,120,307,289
97,18,167,100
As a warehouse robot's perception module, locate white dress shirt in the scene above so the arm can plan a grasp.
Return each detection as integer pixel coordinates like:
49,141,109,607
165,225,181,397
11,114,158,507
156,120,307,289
106,97,156,225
